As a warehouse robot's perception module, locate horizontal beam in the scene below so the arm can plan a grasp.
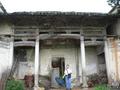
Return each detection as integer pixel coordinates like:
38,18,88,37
39,34,81,40
14,33,105,41
14,26,105,30
14,41,35,47
85,41,103,46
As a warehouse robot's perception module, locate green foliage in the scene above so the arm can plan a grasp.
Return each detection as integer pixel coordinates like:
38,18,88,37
107,0,120,7
5,80,25,90
94,84,110,90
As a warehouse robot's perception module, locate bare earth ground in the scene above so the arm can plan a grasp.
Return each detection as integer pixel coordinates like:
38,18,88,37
26,87,93,90
50,87,120,90
50,88,93,90
26,87,120,90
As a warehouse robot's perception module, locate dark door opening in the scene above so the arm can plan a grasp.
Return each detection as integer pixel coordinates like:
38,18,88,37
52,57,65,77
51,57,65,87
97,53,108,83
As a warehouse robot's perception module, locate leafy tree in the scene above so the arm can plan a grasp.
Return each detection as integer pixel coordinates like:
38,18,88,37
107,0,120,7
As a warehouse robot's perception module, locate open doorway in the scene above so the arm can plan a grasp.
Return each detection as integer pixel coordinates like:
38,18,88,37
97,52,108,84
51,57,65,88
98,53,106,72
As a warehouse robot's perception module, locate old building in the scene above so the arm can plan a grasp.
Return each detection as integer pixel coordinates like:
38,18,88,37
0,2,120,90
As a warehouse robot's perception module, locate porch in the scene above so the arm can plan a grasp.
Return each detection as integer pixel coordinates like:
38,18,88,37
12,26,108,89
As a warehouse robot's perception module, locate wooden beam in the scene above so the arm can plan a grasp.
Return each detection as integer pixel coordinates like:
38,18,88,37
85,41,103,46
14,41,35,47
14,26,105,30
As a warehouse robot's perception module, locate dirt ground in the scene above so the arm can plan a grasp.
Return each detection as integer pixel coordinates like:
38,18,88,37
50,88,93,90
50,87,120,90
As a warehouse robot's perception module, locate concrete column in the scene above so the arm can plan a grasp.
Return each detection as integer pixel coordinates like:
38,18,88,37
104,38,110,83
9,37,14,68
80,36,88,87
34,36,39,90
76,47,80,77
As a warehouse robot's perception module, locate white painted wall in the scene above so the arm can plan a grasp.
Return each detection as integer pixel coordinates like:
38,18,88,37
0,41,12,79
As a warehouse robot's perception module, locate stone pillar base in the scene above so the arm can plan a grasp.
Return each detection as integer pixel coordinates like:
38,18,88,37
82,84,88,88
82,76,88,88
38,87,45,90
34,86,39,90
34,86,45,90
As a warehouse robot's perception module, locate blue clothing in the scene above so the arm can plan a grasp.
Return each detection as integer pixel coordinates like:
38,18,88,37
55,77,65,87
65,75,71,90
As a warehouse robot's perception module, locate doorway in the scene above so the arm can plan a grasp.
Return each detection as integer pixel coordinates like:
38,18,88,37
51,57,65,87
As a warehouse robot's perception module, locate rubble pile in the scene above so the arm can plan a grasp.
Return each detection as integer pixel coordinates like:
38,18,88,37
87,71,108,87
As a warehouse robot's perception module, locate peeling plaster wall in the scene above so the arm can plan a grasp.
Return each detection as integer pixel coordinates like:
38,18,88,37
0,46,10,78
0,24,12,35
106,38,120,82
40,47,77,78
113,19,120,80
85,47,98,75
107,39,116,81
110,19,120,81
16,48,35,79
113,39,120,81
40,46,98,79
0,40,13,79
117,43,120,80
0,24,12,79
78,46,99,78
106,18,120,81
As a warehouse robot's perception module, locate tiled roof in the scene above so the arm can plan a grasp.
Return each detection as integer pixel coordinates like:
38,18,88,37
10,11,107,16
0,11,118,26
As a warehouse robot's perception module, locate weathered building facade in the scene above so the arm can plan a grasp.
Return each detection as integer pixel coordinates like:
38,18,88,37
0,3,120,90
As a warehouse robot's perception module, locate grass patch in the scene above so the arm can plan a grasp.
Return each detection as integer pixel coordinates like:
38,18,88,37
5,79,25,90
94,84,110,90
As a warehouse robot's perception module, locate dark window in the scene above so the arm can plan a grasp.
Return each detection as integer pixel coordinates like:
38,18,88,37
15,48,27,62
